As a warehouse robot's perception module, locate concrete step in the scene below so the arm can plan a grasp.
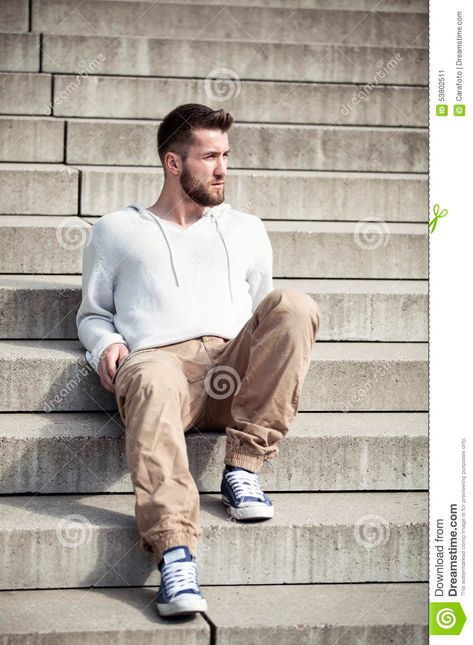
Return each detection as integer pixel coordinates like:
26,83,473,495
0,340,427,412
0,33,40,73
1,163,427,222
0,411,427,494
0,117,428,172
0,72,51,115
0,276,428,341
77,166,428,222
51,74,428,126
0,217,427,278
0,490,427,588
0,216,89,273
0,583,428,644
0,71,427,127
1,586,209,642
64,119,428,172
97,0,429,10
32,2,428,47
267,221,428,279
0,163,78,215
0,0,29,32
43,33,427,84
204,583,428,644
0,116,64,163
0,275,82,338
285,278,428,341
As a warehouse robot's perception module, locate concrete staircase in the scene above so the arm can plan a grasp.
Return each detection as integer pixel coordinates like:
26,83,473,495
0,0,428,642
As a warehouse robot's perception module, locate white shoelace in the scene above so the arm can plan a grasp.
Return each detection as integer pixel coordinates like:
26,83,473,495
226,470,266,501
161,560,199,597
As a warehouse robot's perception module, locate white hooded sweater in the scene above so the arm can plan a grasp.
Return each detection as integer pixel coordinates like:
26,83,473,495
76,201,274,373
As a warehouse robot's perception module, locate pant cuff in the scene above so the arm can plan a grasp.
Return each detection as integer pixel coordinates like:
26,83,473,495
224,449,267,473
141,530,200,565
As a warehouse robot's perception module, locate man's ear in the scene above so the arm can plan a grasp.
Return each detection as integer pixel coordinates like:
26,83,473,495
165,151,181,176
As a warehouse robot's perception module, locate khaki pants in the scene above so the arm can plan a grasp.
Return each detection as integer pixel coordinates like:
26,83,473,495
114,288,320,564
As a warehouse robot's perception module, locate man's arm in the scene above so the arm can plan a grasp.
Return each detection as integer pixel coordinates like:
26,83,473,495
247,217,274,312
76,228,128,374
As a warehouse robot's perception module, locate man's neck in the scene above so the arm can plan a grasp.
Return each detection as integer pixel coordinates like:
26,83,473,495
146,200,209,228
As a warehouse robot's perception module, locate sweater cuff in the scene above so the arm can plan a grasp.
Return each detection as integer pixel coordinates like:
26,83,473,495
87,334,128,374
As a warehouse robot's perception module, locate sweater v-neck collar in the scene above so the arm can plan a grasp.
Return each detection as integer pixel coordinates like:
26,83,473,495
145,207,213,233
128,201,234,304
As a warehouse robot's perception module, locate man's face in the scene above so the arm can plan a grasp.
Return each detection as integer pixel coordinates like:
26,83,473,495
179,128,230,207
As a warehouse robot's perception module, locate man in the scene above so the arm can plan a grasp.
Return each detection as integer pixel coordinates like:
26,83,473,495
76,103,320,617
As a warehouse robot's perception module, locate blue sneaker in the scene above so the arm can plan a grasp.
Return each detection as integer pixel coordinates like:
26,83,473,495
221,465,274,520
156,545,207,617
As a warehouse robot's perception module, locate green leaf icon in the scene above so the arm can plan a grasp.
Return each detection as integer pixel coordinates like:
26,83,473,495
429,602,467,635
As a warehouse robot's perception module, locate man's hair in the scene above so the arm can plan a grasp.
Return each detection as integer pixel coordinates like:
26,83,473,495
157,103,234,171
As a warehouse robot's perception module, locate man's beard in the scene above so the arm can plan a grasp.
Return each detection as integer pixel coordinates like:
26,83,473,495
180,163,224,207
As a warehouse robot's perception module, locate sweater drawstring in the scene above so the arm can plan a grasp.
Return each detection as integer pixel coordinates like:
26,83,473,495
151,214,181,287
213,213,234,304
128,202,233,304
129,203,180,287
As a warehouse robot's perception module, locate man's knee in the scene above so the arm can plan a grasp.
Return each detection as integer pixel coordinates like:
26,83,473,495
266,288,321,330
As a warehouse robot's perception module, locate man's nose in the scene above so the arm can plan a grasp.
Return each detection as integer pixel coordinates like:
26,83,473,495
215,156,227,176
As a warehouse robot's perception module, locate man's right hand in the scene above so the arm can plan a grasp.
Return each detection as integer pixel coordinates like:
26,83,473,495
98,343,129,393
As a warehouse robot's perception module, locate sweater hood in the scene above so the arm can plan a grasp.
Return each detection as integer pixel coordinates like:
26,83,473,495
127,201,235,303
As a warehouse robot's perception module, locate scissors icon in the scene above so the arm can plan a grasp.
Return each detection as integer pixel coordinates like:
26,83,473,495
429,204,448,234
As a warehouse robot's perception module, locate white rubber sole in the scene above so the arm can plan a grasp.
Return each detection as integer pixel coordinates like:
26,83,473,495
157,593,208,617
222,495,275,520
